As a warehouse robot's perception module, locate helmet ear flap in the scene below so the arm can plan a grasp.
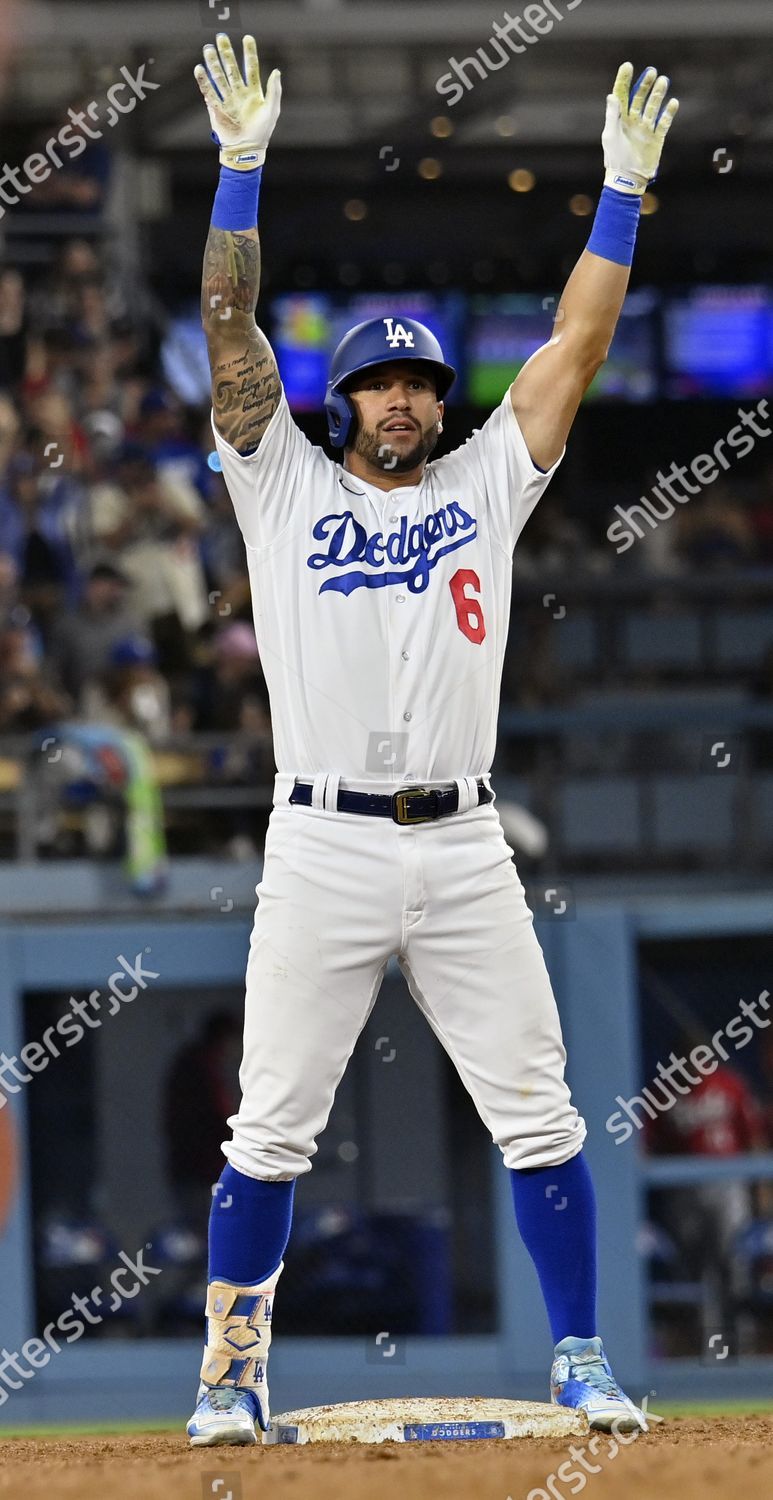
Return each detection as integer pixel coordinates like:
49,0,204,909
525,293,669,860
324,388,355,449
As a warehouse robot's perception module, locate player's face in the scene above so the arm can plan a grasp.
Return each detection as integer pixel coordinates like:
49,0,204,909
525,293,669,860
345,363,443,475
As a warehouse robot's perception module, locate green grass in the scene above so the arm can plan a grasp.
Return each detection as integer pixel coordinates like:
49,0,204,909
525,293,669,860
653,1399,773,1417
0,1418,181,1438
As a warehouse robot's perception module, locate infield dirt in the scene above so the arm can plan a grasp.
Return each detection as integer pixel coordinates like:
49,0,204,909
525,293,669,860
1,1416,773,1499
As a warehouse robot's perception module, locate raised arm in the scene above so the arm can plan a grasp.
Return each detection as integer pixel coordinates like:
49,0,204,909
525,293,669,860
195,34,283,454
510,247,630,473
201,225,279,453
511,63,679,472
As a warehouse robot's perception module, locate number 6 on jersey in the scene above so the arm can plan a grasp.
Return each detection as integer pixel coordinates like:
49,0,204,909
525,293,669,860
450,568,486,645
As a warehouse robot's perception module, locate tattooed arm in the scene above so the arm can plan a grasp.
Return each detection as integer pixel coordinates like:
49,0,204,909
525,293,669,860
201,225,281,455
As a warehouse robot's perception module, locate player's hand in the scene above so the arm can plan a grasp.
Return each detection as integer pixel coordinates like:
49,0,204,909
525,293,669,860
602,63,679,195
194,34,281,171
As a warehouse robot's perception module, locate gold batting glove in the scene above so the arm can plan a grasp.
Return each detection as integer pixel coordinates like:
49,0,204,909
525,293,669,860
194,33,281,171
602,62,679,195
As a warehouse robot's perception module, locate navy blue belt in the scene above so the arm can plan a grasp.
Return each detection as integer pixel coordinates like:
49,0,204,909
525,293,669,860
289,779,494,826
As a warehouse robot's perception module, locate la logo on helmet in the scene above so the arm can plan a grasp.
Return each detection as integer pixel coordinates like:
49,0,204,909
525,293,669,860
382,318,415,349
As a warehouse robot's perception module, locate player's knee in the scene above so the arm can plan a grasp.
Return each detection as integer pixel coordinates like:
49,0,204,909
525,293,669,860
499,1115,586,1172
225,1130,314,1181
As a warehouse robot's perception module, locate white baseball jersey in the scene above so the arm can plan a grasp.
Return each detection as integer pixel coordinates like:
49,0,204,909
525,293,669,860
211,384,562,784
211,372,584,1191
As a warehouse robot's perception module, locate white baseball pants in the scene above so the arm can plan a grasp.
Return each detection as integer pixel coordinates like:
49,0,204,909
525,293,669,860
224,795,586,1180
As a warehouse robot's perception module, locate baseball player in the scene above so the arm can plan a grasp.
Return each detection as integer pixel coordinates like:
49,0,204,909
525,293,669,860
187,35,678,1446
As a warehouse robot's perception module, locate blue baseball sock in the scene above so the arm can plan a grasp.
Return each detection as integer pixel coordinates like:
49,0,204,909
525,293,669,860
209,1162,295,1284
509,1151,597,1345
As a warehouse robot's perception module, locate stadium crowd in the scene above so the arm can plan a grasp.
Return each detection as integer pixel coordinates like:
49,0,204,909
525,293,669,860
2,238,773,750
0,239,269,746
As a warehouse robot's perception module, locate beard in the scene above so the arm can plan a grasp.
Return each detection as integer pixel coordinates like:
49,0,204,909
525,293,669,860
349,416,440,475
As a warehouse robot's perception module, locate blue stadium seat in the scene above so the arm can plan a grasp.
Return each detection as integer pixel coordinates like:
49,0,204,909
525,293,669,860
559,777,641,854
552,610,596,671
754,776,773,845
651,775,736,851
714,611,773,668
492,775,533,810
622,611,702,670
580,687,746,712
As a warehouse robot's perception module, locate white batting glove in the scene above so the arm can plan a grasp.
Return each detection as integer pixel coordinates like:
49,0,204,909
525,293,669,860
602,63,679,195
194,33,281,171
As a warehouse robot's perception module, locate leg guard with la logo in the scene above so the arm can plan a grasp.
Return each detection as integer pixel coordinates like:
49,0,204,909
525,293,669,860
197,1261,282,1430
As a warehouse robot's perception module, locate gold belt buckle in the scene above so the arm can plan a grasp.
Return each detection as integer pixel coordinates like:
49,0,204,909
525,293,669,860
392,787,435,825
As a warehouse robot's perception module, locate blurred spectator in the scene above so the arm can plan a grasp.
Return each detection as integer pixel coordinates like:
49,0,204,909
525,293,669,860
28,240,103,331
79,355,126,436
0,269,29,390
750,643,773,770
0,614,71,730
196,621,270,734
0,444,85,628
49,560,141,704
27,327,85,411
70,275,112,347
609,467,685,578
501,602,564,711
756,1031,773,1149
748,467,773,566
189,622,272,857
202,470,252,620
0,391,21,467
80,634,172,743
512,491,597,579
648,1040,770,1276
675,483,757,571
0,551,19,619
25,240,157,415
87,445,209,652
25,98,112,218
136,387,212,502
0,444,27,566
163,1012,242,1224
649,1059,767,1160
81,408,125,473
25,389,88,477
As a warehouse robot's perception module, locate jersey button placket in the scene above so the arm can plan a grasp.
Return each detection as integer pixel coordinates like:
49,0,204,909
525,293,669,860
396,584,412,739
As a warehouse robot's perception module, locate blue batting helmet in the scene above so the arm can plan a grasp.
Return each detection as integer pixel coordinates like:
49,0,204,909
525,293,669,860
324,316,456,448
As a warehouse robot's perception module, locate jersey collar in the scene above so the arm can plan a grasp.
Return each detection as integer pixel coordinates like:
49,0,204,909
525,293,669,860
336,463,428,499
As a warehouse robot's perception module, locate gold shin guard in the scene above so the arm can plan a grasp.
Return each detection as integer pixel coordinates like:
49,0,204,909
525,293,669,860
198,1262,283,1424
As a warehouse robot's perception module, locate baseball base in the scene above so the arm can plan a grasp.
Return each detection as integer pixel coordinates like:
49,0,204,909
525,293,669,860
263,1396,589,1445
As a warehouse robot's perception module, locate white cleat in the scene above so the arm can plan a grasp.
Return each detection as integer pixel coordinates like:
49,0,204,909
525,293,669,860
187,1386,260,1446
550,1336,648,1433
